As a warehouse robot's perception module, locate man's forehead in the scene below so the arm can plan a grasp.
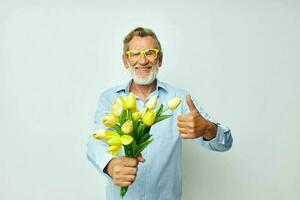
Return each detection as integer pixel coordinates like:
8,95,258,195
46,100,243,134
127,36,158,50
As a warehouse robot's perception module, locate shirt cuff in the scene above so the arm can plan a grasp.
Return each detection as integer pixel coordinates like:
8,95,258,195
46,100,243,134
199,124,227,145
98,153,114,179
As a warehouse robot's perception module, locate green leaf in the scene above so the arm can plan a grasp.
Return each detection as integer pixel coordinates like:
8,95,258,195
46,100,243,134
156,104,164,117
124,145,130,157
137,122,144,140
138,133,151,145
112,124,122,134
142,124,150,135
133,120,140,138
120,110,126,125
154,114,172,124
135,138,153,157
136,123,150,142
124,145,133,158
128,109,133,121
131,139,138,156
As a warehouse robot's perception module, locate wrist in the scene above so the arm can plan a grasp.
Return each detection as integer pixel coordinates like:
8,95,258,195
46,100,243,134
203,121,217,140
106,158,115,177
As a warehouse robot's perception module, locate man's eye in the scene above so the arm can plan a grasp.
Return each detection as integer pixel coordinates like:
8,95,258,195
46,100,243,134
145,50,155,55
130,51,140,56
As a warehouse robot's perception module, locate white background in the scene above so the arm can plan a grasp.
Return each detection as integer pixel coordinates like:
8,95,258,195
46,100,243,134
1,0,299,200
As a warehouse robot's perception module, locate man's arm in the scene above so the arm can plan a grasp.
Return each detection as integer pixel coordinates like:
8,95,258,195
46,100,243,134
177,95,233,152
86,93,114,178
86,92,144,187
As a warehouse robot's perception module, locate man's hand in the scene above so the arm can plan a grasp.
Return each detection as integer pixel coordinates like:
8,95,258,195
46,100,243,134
177,95,217,140
107,155,145,187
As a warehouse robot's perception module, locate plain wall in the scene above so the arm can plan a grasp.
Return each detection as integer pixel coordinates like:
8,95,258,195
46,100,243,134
1,0,299,199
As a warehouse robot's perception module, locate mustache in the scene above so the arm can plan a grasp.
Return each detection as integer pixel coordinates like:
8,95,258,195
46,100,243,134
127,64,152,68
134,66,152,68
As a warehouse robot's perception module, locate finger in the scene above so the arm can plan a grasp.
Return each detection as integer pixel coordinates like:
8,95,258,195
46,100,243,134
118,181,132,187
178,127,189,134
177,121,193,129
122,158,138,167
121,166,138,175
117,174,136,182
180,133,194,139
177,114,189,122
136,154,145,163
186,95,199,114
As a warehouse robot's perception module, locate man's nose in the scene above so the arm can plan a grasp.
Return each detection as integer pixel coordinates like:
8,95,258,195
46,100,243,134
138,54,148,65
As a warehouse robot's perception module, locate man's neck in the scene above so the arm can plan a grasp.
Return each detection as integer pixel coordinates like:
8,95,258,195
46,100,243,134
129,79,157,102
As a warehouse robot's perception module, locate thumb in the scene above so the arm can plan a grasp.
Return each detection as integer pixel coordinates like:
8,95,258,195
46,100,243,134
136,154,145,163
186,95,199,114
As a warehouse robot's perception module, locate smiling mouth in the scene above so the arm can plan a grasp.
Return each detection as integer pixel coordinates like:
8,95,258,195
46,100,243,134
135,66,152,70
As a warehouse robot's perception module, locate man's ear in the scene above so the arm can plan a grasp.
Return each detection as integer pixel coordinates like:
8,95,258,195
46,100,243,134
122,54,129,69
158,53,163,67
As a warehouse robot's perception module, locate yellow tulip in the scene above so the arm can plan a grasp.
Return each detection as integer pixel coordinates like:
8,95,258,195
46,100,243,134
106,145,122,156
146,96,158,110
107,135,133,146
126,92,137,110
104,130,121,140
142,110,157,126
106,134,133,156
168,97,181,110
118,96,128,110
140,107,147,118
120,135,134,145
132,112,141,121
107,137,121,145
92,129,106,140
112,101,122,117
102,114,119,127
93,129,119,141
131,105,139,113
121,120,133,134
93,129,134,156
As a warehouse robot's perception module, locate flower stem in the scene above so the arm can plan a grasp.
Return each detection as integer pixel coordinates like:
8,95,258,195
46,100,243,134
120,186,128,198
161,108,169,114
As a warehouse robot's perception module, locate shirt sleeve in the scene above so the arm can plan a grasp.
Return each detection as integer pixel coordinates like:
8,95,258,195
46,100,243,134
86,92,114,179
185,95,233,152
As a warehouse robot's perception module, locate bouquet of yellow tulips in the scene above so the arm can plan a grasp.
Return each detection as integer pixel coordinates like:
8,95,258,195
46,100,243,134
93,92,181,198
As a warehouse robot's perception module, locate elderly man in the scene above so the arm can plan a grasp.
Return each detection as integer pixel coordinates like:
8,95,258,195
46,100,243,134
87,27,233,200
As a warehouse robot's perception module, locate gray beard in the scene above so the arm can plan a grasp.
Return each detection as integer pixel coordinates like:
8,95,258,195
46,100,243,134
128,66,159,85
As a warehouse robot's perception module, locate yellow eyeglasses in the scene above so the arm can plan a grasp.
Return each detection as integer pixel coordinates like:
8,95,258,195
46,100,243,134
126,48,159,62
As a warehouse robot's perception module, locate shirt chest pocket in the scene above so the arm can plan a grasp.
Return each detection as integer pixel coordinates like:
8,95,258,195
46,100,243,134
149,116,178,139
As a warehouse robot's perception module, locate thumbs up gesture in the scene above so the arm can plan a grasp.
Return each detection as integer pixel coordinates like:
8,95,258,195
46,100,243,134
177,95,217,140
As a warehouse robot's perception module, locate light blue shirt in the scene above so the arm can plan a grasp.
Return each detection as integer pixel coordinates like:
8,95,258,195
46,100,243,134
87,79,233,200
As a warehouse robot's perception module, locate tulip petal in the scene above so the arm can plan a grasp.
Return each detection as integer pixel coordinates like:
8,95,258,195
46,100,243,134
106,145,122,156
112,101,123,117
102,114,119,127
111,145,122,156
92,129,105,140
126,93,137,109
119,96,128,110
121,120,133,134
140,107,148,118
103,130,120,140
107,137,122,145
146,96,158,110
132,112,141,121
142,110,157,126
120,135,133,145
168,97,181,110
